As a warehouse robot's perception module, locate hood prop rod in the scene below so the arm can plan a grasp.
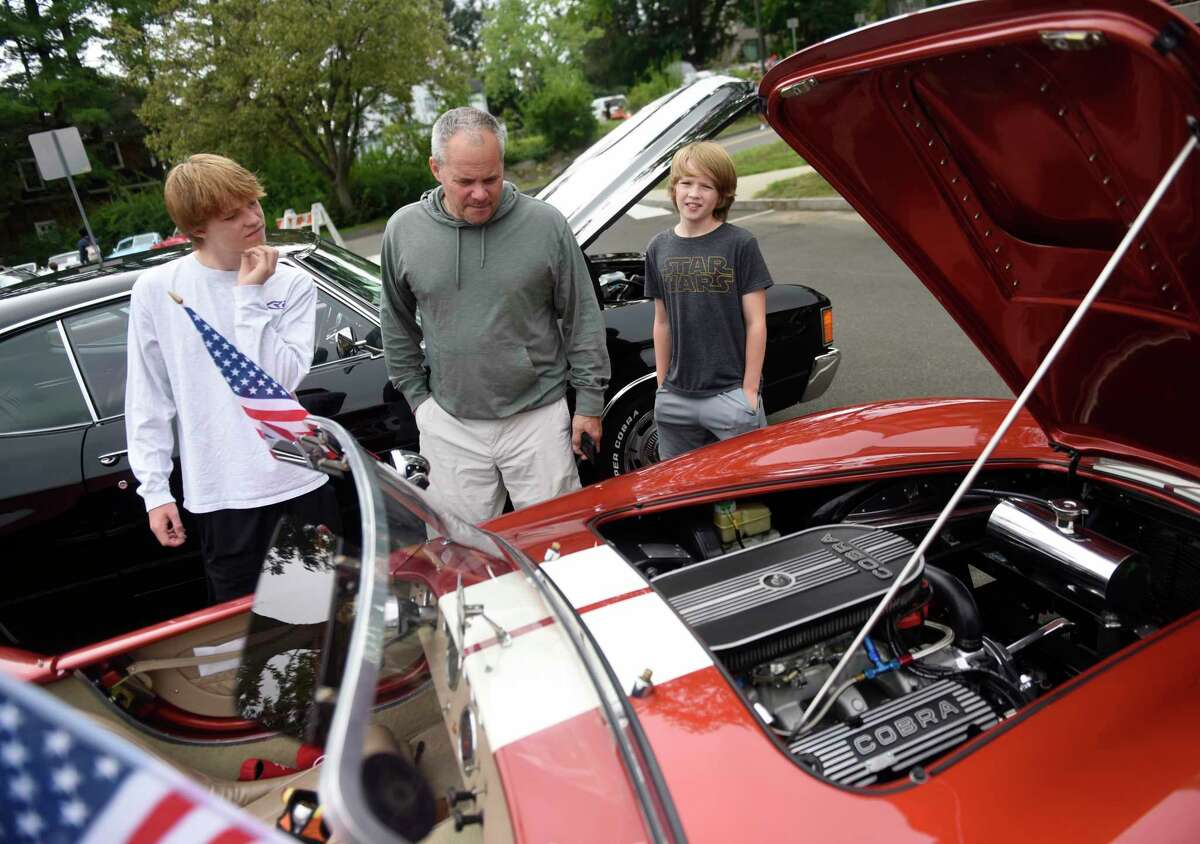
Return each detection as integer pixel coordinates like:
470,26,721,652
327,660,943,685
799,117,1199,734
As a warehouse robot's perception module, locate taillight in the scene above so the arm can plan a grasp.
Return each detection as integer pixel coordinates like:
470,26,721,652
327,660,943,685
821,306,833,346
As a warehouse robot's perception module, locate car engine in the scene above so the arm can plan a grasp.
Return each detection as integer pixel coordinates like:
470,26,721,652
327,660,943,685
600,469,1199,786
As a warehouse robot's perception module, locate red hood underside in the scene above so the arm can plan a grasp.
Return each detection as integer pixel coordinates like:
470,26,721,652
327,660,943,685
763,0,1200,477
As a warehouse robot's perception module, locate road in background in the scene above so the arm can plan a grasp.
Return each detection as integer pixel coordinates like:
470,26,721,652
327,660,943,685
591,209,1010,421
348,206,1010,420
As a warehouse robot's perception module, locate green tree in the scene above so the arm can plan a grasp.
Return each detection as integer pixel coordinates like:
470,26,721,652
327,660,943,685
444,0,483,52
579,0,740,91
739,0,868,56
522,66,596,151
102,0,167,92
479,0,598,122
0,0,133,250
139,0,458,217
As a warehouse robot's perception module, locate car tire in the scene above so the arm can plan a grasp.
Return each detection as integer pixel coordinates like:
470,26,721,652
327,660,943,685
600,383,661,477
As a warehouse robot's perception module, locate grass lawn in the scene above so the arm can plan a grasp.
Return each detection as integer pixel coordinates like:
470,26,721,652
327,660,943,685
754,171,838,199
340,217,391,239
717,113,765,138
730,140,805,176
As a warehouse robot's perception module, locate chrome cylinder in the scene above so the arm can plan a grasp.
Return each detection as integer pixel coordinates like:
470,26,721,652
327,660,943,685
986,498,1137,604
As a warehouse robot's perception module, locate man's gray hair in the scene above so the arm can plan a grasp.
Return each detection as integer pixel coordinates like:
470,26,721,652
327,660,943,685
431,107,507,164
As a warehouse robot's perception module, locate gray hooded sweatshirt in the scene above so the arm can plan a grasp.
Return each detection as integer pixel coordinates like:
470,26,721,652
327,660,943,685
379,182,610,420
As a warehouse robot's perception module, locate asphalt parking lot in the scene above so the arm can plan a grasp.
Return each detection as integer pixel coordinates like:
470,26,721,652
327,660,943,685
349,205,1011,422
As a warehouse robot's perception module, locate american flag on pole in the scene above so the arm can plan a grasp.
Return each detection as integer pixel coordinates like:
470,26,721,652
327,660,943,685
0,670,289,843
174,295,320,449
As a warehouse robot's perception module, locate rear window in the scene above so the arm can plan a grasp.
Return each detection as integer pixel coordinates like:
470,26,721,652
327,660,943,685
0,322,90,433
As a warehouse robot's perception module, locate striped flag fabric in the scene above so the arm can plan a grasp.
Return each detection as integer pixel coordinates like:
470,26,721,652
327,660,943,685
0,669,289,844
177,298,320,450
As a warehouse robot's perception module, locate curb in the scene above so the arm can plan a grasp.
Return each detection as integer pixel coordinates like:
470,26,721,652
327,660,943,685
642,196,854,213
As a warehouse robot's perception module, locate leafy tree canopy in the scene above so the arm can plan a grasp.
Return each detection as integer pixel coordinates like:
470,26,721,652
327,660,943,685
0,0,134,236
139,0,461,215
578,0,740,92
738,0,868,57
479,0,599,124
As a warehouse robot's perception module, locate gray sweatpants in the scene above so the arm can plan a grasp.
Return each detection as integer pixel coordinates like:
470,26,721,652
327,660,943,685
653,386,767,461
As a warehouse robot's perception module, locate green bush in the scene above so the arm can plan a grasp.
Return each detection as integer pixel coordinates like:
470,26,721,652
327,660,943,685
347,150,436,225
627,64,682,113
521,67,597,152
87,189,174,253
504,132,551,164
253,153,330,225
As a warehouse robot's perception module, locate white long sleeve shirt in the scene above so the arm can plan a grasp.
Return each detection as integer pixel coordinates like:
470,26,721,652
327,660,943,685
125,253,326,514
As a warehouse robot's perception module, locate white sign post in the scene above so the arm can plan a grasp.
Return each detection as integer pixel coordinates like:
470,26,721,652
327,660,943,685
787,17,799,54
276,202,345,247
28,127,100,263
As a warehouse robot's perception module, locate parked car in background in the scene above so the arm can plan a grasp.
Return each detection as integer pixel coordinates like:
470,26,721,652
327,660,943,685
153,228,191,250
591,94,630,121
46,250,83,272
107,231,162,259
0,76,837,654
0,266,37,288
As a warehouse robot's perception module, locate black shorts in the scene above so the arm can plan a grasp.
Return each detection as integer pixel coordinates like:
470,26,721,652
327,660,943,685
193,483,342,603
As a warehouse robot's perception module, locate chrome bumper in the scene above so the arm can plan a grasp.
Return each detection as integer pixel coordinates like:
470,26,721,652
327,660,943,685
801,347,840,402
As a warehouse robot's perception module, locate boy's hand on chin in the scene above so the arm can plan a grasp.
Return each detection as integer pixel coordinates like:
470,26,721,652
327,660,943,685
237,245,278,286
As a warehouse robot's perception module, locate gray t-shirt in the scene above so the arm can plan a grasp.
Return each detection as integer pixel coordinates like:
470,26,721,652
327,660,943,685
644,223,773,397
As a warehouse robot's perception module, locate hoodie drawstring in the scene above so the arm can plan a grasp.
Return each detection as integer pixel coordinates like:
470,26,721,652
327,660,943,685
455,227,461,289
480,225,486,269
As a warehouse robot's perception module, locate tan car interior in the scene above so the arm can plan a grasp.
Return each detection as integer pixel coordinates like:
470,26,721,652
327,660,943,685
45,611,483,842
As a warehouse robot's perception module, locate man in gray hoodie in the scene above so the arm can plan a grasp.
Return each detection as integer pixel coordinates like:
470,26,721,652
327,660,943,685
380,107,610,524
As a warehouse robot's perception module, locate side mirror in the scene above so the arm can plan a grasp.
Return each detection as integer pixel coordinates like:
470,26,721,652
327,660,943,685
331,326,382,358
388,449,430,489
384,594,437,644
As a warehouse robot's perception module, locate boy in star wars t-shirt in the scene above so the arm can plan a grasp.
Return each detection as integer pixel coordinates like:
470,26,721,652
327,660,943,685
644,141,773,460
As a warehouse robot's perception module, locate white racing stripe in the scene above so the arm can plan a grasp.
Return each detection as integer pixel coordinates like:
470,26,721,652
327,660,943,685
446,544,712,751
580,591,712,691
464,623,602,750
541,544,648,609
439,570,551,654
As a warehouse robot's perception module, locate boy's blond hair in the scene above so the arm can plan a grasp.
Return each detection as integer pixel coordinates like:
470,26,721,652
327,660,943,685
667,141,737,221
164,154,265,240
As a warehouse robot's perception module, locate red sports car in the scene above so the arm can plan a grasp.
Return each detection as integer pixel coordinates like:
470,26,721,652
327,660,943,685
2,0,1198,841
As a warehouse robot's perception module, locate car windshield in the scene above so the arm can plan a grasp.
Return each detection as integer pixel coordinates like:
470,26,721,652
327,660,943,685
244,419,676,841
298,243,383,306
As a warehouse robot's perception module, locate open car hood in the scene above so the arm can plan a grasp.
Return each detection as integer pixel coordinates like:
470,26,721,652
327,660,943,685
537,75,756,249
762,0,1200,476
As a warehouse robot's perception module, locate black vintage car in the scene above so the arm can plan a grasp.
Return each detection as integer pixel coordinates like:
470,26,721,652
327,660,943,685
0,75,836,651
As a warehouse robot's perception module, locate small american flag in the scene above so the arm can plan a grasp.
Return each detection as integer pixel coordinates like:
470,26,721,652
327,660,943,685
175,295,319,449
0,670,288,843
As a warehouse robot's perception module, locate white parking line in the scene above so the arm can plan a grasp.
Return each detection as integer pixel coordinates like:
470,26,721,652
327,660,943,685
625,203,672,220
729,209,776,225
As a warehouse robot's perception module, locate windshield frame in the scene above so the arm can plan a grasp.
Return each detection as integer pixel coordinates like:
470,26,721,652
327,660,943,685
309,415,684,843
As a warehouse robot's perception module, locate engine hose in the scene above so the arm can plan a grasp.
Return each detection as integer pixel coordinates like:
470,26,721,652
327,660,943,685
956,668,1027,713
922,566,983,651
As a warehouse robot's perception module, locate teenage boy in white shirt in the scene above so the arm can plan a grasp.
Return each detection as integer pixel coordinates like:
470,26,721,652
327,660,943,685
125,154,339,602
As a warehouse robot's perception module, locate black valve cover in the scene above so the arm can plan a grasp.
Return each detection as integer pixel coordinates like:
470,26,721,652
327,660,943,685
655,525,922,651
788,679,997,786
